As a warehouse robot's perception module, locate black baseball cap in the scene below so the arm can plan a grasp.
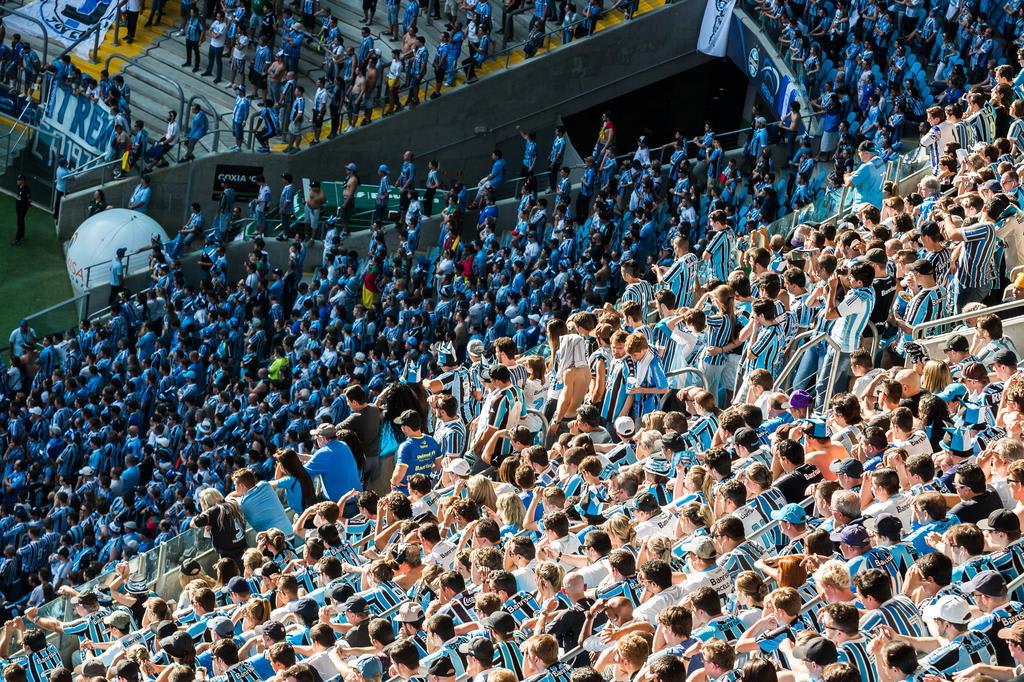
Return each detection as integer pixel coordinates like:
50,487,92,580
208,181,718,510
394,409,422,430
863,513,903,541
483,611,517,635
457,637,495,662
979,509,1021,534
733,428,760,451
962,570,1007,597
793,637,839,666
944,335,970,353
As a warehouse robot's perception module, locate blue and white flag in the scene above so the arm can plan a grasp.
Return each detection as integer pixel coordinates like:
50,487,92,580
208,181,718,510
697,0,736,57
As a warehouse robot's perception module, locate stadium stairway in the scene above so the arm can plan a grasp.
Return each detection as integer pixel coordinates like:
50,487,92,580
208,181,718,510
69,0,659,159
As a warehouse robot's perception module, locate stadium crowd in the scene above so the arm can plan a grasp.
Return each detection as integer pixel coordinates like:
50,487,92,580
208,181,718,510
7,0,1024,678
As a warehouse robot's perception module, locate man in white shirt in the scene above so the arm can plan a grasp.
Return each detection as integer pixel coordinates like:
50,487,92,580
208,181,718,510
634,491,675,541
677,536,732,600
862,467,914,528
633,559,684,625
203,11,228,82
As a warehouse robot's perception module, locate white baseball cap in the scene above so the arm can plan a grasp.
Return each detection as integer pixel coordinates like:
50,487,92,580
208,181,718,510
614,416,636,437
443,458,471,477
923,595,972,625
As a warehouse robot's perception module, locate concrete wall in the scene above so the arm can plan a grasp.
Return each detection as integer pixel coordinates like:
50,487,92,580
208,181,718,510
58,0,710,240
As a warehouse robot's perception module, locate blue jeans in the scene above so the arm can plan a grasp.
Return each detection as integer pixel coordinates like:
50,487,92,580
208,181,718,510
205,45,224,80
816,346,851,411
793,339,827,392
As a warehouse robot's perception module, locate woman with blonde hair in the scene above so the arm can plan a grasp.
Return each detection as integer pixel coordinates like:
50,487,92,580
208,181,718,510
603,514,637,551
495,493,527,534
191,488,247,564
547,317,592,437
921,360,953,394
239,597,273,630
672,465,712,506
465,475,498,511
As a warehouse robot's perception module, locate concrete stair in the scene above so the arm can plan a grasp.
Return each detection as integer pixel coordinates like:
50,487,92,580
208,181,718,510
69,0,660,160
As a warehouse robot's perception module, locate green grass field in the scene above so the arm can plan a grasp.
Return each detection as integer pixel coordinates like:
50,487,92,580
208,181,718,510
0,196,75,343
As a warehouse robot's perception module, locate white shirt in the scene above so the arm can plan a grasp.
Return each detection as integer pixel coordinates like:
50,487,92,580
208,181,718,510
232,33,250,60
304,651,339,680
165,119,180,144
634,584,683,625
863,492,913,527
209,19,227,47
513,561,538,593
891,430,932,456
635,512,675,541
678,565,732,600
426,540,458,570
575,557,611,589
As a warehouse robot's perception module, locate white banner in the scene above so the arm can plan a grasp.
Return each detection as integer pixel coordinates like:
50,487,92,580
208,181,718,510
697,0,736,57
42,83,113,161
4,0,119,60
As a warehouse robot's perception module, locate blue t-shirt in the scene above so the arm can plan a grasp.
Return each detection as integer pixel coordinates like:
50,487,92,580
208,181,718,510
240,481,292,534
304,440,362,500
395,434,441,490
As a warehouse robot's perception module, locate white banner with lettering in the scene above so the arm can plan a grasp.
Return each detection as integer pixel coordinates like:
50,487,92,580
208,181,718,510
697,0,736,57
4,0,119,60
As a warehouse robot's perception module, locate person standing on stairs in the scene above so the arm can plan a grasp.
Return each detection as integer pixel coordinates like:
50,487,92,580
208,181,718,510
123,0,143,43
182,8,205,73
203,11,227,83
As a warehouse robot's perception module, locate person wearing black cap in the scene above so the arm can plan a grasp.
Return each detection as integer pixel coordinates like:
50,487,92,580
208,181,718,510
458,637,496,682
981,510,1024,592
943,334,978,380
24,590,109,648
960,570,1024,667
862,513,915,577
391,409,440,493
890,259,942,362
830,458,864,491
484,611,525,677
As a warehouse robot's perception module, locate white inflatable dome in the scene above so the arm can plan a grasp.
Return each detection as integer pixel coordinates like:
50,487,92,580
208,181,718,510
65,209,169,294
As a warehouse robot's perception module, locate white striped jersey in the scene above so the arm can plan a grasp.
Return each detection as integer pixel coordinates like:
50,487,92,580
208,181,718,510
923,631,995,676
831,287,876,352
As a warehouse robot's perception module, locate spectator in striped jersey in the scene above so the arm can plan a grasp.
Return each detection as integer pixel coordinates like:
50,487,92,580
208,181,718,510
855,568,928,637
821,602,880,682
618,260,657,312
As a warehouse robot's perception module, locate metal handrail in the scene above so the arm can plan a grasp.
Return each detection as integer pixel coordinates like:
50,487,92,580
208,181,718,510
772,331,843,405
910,299,1024,340
666,365,708,390
105,52,187,144
187,93,223,154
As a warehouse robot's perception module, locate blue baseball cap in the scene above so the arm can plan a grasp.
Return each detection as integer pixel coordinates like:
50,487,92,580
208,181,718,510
935,383,968,402
770,503,808,524
830,458,864,478
802,418,830,440
378,164,389,174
